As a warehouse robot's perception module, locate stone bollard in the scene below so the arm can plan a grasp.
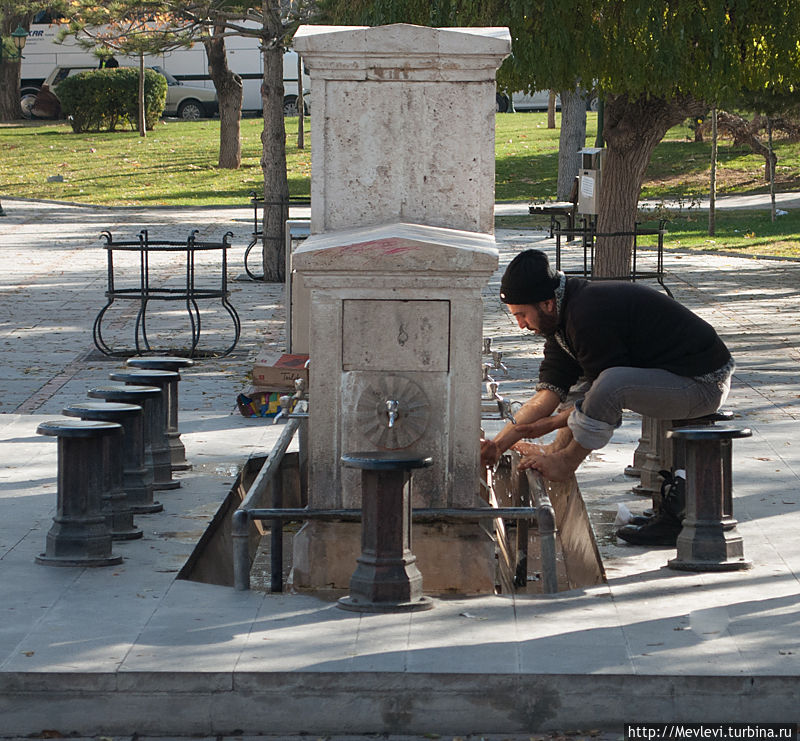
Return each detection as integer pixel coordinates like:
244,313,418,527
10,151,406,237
109,369,180,490
87,384,163,513
669,410,735,471
63,401,145,540
634,411,735,509
36,419,124,567
625,415,650,478
337,452,434,613
126,356,194,471
631,417,670,500
666,425,753,572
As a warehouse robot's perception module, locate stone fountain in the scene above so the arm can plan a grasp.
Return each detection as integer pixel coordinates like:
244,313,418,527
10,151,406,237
291,23,511,593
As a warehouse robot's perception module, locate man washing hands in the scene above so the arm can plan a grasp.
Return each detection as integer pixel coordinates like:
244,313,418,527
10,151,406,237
480,249,733,485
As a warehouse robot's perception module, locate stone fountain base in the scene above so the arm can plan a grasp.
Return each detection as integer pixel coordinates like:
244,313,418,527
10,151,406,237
292,520,496,594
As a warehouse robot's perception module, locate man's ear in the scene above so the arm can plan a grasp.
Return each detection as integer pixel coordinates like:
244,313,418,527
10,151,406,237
541,297,557,314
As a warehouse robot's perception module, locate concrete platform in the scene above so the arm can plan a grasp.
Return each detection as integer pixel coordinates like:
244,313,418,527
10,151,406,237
1,198,800,737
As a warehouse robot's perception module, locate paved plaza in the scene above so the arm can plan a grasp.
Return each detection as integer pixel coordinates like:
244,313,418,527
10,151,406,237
1,197,800,736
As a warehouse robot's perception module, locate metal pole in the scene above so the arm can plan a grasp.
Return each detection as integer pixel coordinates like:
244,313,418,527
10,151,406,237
525,470,558,594
233,417,300,590
270,470,283,593
232,509,251,591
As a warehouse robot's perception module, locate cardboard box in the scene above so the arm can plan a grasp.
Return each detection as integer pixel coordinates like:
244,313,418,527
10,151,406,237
252,351,309,390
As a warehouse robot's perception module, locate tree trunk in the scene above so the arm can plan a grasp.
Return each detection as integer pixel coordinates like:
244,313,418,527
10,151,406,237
204,29,243,170
767,117,776,222
296,53,305,149
557,89,587,200
260,1,289,283
0,58,22,121
715,111,777,182
547,90,556,129
138,54,146,137
595,94,704,278
709,108,717,236
0,14,28,122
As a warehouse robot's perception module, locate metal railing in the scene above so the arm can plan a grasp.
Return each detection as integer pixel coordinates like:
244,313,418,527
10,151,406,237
554,218,672,297
243,191,311,281
232,433,559,593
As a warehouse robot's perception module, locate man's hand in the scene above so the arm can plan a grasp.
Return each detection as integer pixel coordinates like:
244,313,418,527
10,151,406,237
480,388,562,470
480,438,501,469
514,407,572,441
513,418,556,441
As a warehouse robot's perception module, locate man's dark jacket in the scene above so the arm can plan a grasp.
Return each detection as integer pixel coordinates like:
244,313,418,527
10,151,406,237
539,279,732,398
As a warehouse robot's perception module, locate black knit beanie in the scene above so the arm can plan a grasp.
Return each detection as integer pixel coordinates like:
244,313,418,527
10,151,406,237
499,249,559,305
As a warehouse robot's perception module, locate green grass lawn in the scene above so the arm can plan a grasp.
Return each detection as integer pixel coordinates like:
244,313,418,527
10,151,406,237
637,209,800,258
2,112,798,256
0,117,310,206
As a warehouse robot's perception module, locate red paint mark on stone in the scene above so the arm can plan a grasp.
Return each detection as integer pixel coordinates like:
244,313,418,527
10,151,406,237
333,238,421,256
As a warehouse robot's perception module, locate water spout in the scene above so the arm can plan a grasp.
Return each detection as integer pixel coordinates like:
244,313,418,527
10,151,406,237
491,350,508,376
487,382,516,424
385,399,400,428
497,397,517,424
273,394,293,424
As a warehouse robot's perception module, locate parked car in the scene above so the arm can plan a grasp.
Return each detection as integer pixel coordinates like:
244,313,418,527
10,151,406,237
150,65,218,119
496,89,598,113
25,65,219,120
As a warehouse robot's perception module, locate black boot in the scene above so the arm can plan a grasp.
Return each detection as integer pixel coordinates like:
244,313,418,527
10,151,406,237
617,470,686,547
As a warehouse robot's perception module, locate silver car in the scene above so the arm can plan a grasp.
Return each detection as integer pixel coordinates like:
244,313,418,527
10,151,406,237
26,65,218,120
150,65,218,119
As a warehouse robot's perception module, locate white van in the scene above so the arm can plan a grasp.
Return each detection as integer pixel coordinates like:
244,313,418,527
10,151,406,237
20,19,310,117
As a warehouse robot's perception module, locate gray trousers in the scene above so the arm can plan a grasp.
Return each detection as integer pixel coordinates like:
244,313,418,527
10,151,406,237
567,367,731,450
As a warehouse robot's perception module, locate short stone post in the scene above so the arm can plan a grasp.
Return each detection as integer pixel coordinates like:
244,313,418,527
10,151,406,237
109,369,179,490
126,356,194,471
666,426,753,572
338,452,434,613
625,415,650,478
669,410,735,471
63,401,144,540
634,411,736,509
631,416,670,500
87,384,162,513
36,419,124,567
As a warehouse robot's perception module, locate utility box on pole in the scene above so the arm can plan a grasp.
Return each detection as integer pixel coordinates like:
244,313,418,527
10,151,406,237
577,147,606,215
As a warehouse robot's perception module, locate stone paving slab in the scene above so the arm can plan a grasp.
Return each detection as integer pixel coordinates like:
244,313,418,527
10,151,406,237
1,199,800,735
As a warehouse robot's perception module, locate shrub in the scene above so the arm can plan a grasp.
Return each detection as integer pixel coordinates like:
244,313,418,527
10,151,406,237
56,67,167,133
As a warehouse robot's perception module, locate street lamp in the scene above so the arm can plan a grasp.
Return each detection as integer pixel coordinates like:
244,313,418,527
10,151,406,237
0,25,27,217
1,24,27,60
11,24,28,56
